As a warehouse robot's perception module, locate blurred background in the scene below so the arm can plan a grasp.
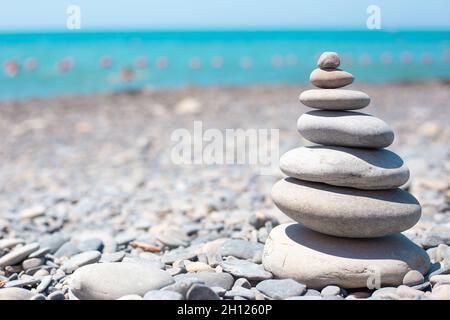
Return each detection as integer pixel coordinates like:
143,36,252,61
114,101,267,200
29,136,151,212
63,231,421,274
0,0,449,100
0,1,449,256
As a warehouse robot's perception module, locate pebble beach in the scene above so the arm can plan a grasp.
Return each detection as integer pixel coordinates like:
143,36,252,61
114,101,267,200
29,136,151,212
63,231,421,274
0,80,449,300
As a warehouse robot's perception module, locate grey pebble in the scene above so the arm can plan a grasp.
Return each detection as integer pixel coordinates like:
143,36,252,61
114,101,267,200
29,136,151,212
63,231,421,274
220,259,272,281
256,279,306,299
187,284,220,300
0,239,25,250
219,239,264,261
54,242,80,258
162,246,199,264
39,233,68,254
0,243,40,268
61,251,101,273
4,277,40,288
100,251,125,263
48,290,65,300
321,285,341,296
78,238,103,252
22,258,44,270
0,287,34,300
28,247,51,259
30,293,47,300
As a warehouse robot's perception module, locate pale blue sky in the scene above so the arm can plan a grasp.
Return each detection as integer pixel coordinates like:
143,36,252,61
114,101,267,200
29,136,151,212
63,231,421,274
1,0,449,31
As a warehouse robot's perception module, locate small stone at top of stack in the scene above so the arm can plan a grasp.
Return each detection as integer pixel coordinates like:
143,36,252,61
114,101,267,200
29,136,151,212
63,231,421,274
310,52,354,89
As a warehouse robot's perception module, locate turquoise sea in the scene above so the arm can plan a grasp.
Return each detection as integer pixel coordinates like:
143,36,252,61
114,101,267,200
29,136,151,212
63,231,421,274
0,30,449,101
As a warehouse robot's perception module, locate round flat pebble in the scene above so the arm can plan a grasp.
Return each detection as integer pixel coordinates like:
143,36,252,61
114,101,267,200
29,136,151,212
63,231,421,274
297,110,394,148
271,178,421,238
310,68,354,89
299,89,370,110
262,223,430,289
255,279,306,299
69,262,174,300
279,146,409,190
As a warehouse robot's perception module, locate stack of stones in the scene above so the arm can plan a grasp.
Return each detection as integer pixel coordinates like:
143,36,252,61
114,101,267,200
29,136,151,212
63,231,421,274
262,52,430,289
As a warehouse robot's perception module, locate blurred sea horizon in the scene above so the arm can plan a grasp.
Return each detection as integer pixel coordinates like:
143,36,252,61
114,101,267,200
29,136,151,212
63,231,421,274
1,29,449,101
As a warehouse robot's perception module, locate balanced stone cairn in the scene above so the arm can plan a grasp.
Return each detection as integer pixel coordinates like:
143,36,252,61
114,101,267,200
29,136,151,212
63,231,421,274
262,52,430,289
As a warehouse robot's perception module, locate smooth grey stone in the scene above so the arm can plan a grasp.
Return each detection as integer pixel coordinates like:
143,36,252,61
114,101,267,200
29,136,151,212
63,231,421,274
0,243,40,267
174,272,234,290
219,239,264,261
403,270,425,286
256,279,306,299
61,251,101,273
48,290,65,300
0,287,34,300
220,259,272,281
187,284,220,300
299,89,370,110
0,239,25,250
4,277,40,288
262,223,430,289
317,52,340,69
30,294,46,300
54,242,80,258
279,146,409,190
143,290,183,300
78,238,103,252
38,233,68,254
28,247,51,259
272,178,421,238
321,285,341,296
162,246,199,264
233,278,251,289
297,110,394,148
100,251,125,263
69,262,174,300
224,287,255,300
22,258,44,270
310,68,354,89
